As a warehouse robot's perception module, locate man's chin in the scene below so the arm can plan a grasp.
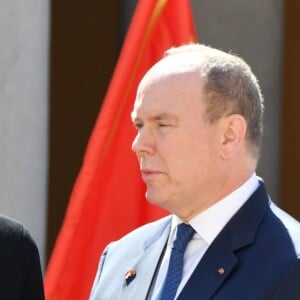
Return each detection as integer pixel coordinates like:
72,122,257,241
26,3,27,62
145,190,169,209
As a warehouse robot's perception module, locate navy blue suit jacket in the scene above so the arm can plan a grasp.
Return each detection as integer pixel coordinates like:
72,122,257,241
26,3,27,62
272,259,300,299
90,182,300,299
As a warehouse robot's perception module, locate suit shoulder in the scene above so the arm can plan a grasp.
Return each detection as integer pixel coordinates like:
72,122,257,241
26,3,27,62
106,216,171,253
270,203,300,257
0,214,24,238
120,216,171,240
90,216,172,298
0,214,37,250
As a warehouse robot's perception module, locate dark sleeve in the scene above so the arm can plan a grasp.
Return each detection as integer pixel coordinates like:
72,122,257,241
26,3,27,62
0,215,45,300
20,227,45,300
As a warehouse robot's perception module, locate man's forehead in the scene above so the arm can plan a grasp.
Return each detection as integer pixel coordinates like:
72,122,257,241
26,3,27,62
140,55,202,84
131,88,180,120
137,67,202,101
131,55,205,119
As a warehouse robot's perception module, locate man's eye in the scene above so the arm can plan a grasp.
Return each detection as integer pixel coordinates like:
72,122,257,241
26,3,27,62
159,123,171,127
134,123,143,129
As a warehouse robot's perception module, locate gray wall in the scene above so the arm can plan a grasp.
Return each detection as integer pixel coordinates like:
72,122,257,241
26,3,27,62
0,1,49,267
191,0,283,202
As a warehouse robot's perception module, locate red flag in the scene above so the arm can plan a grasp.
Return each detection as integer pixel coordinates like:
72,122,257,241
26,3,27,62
45,0,197,299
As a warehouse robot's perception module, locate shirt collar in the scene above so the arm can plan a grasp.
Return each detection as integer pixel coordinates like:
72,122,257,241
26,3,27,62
170,173,259,245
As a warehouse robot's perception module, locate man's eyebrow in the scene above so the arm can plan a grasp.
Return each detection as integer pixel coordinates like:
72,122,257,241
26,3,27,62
131,112,177,121
151,113,178,122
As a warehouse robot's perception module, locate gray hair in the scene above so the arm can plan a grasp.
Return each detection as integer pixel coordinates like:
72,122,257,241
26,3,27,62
165,44,264,158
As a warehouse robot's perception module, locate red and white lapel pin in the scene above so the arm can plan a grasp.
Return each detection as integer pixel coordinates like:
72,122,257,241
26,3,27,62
125,268,137,285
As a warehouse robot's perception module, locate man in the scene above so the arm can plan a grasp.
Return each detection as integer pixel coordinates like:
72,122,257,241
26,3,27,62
0,214,45,299
90,44,300,299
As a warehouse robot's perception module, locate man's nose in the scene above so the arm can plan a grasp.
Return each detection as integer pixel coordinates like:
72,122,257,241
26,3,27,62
132,130,155,156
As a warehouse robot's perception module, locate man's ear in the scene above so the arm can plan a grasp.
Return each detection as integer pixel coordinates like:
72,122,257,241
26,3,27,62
220,114,247,160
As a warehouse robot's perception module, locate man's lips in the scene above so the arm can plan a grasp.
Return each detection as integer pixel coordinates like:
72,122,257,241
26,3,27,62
140,169,163,181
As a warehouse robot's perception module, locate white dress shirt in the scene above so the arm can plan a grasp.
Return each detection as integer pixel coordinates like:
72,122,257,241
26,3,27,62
149,173,259,299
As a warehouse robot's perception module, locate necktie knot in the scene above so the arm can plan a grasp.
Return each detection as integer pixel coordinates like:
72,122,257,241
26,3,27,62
173,223,195,253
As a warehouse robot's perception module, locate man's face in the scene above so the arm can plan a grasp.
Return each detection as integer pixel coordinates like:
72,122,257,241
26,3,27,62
131,65,224,219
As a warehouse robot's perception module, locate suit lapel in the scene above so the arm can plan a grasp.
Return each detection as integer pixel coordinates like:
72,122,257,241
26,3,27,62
121,217,172,299
178,181,269,300
178,229,238,300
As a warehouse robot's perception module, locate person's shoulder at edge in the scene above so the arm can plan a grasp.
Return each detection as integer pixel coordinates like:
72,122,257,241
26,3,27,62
272,259,300,299
0,213,28,238
0,213,38,250
0,213,45,300
270,201,300,257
